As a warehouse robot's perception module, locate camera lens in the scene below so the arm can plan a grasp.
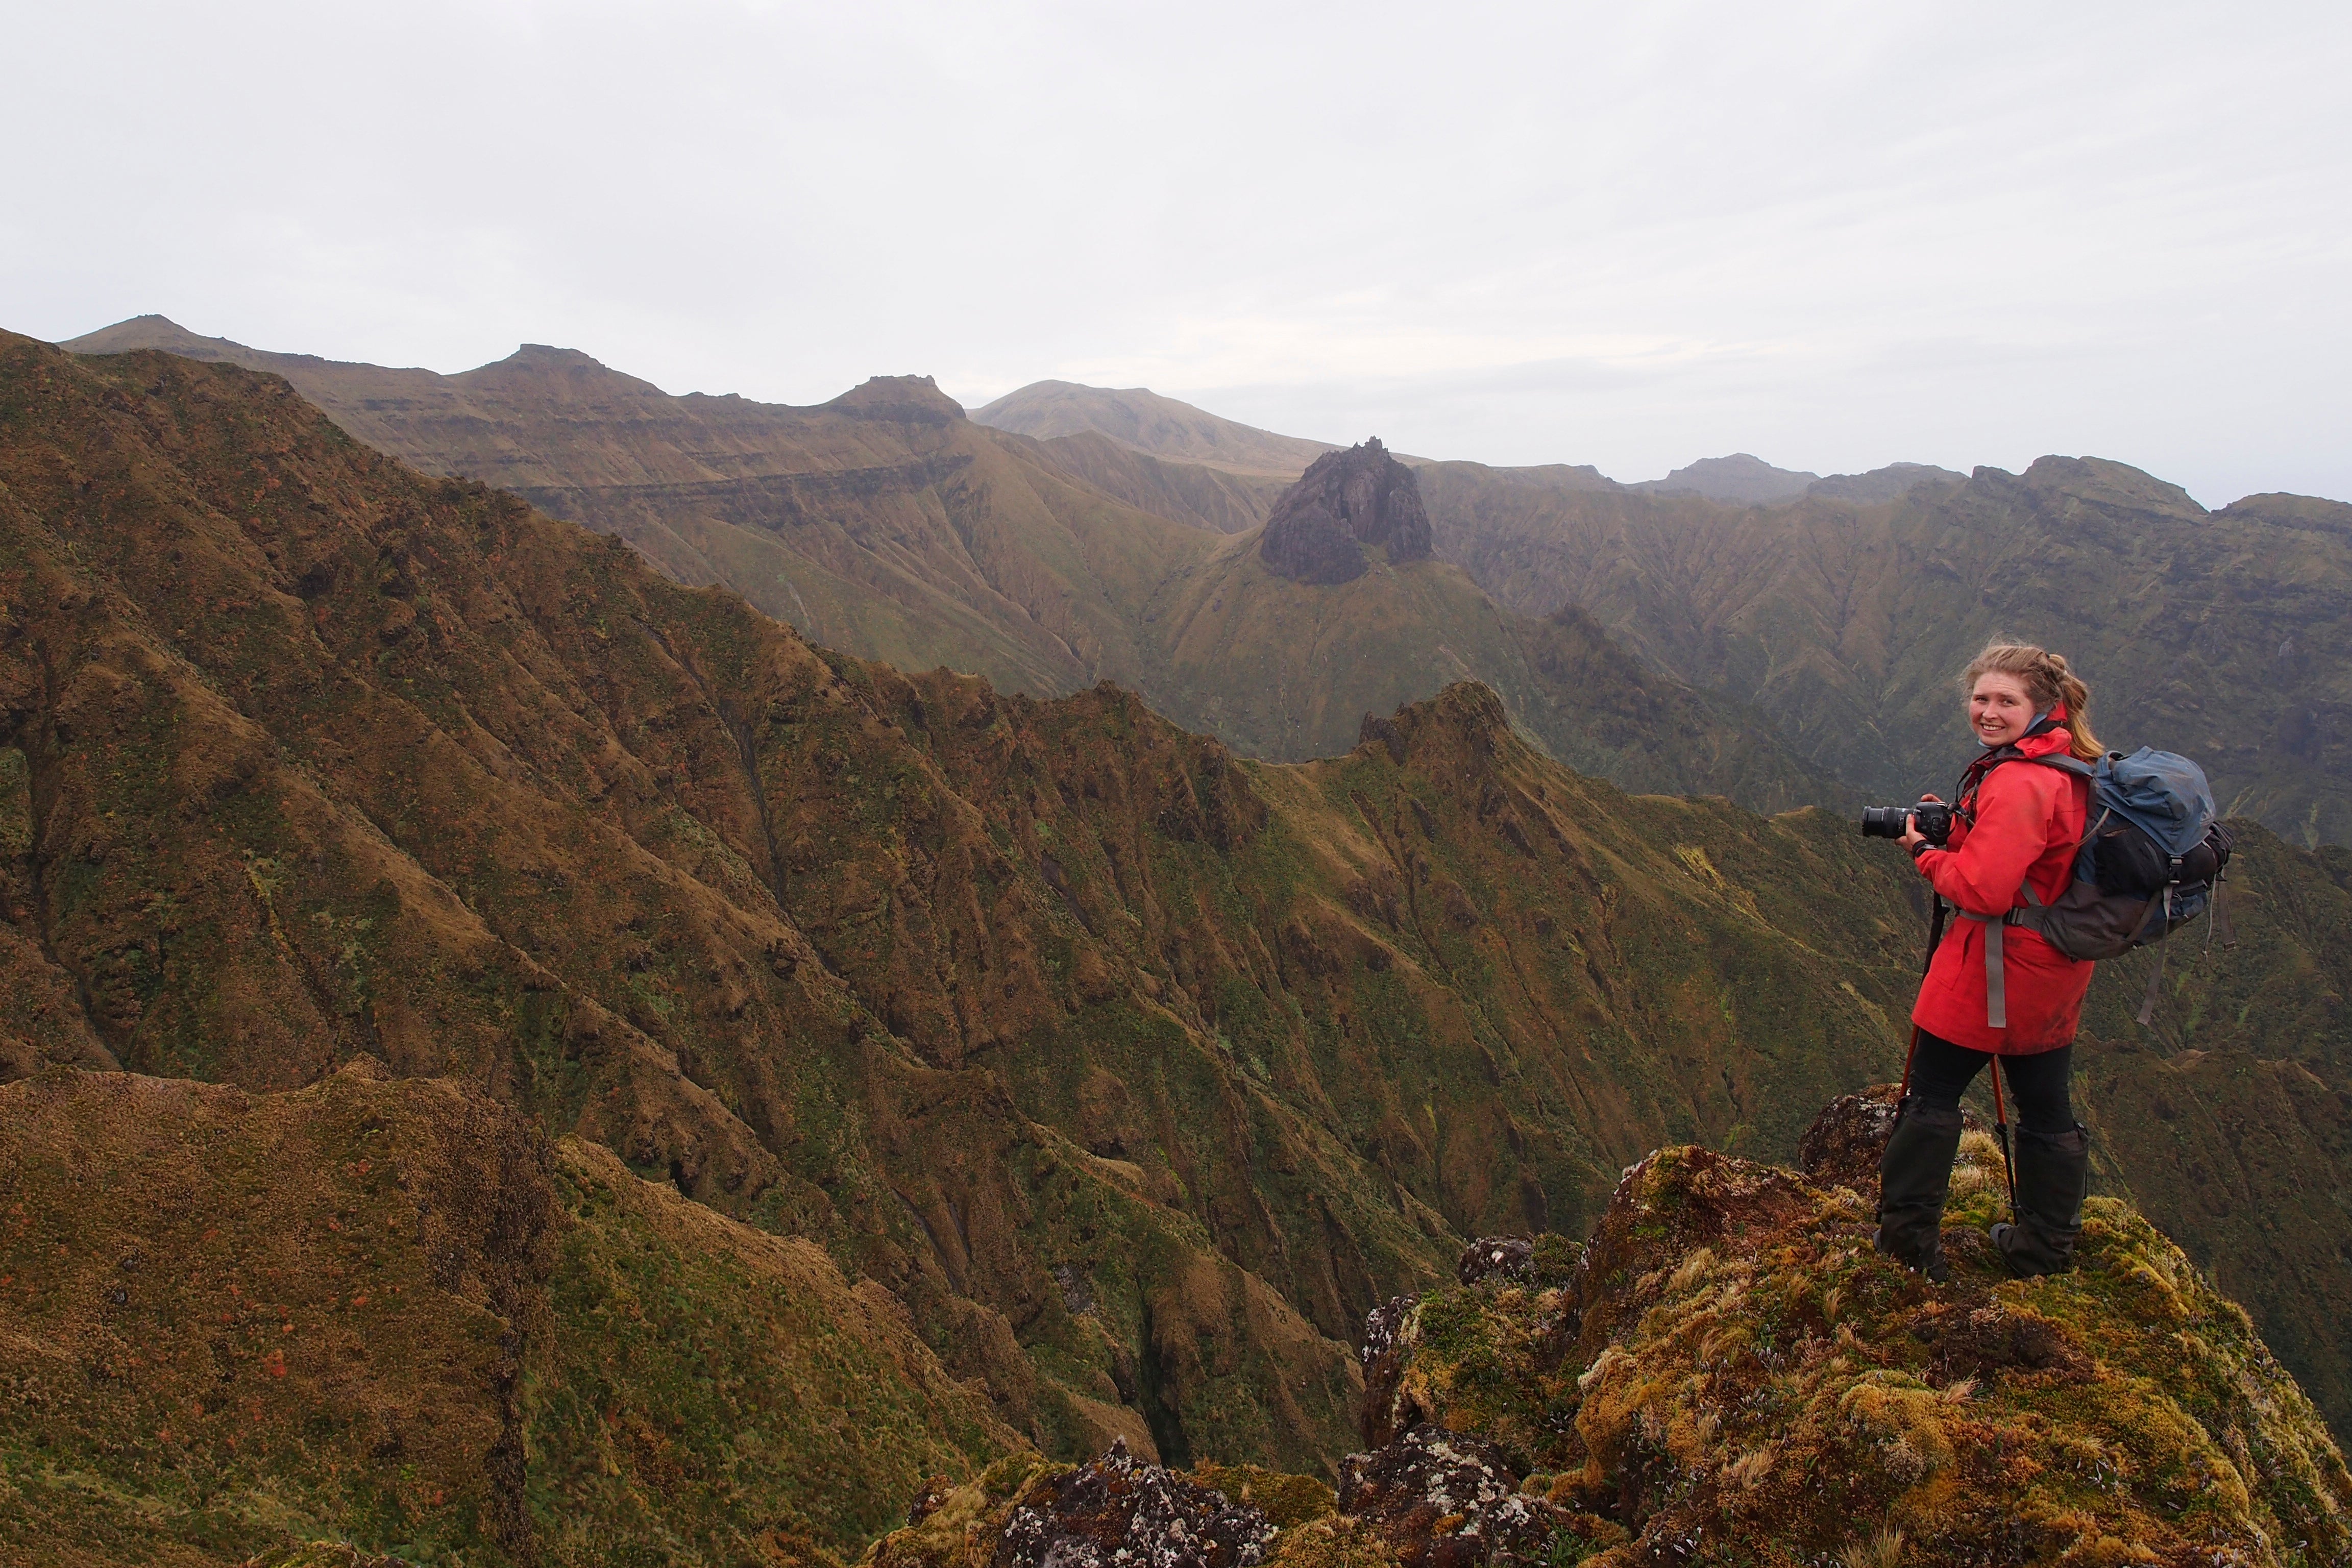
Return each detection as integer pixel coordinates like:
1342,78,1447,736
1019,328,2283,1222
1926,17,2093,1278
1859,806,1909,839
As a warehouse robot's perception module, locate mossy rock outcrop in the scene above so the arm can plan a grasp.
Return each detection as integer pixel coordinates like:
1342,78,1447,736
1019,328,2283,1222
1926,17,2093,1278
871,1122,2350,1564
1361,1135,2352,1563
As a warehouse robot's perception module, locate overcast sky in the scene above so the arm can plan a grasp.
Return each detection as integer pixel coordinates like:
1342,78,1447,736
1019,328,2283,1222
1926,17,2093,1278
9,2,2348,503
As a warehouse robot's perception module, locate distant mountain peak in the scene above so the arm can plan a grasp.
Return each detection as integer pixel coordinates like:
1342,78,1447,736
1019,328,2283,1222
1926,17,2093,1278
2015,454,2206,517
1633,453,1820,504
60,313,268,363
452,342,671,400
1259,437,1433,584
1635,453,1973,507
507,343,611,368
1805,461,1967,504
825,374,965,424
972,380,1336,477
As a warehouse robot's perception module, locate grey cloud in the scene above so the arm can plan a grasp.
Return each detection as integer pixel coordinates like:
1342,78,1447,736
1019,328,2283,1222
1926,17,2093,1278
6,0,2346,506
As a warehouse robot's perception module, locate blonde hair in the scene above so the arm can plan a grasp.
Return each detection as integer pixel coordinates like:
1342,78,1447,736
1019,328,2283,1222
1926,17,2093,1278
1963,642,2104,761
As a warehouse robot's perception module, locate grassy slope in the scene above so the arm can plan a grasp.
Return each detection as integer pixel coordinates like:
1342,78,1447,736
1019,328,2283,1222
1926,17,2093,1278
1030,429,1283,534
0,1063,1016,1567
1135,534,1830,808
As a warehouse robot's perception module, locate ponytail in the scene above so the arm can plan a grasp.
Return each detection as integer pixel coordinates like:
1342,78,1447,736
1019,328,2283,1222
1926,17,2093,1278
1963,641,2104,761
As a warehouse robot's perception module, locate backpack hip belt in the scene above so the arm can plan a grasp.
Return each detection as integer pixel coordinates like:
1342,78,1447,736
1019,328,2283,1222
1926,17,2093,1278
1951,878,2165,1031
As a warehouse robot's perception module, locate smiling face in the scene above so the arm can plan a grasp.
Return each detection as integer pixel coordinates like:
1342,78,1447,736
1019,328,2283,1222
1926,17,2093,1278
1969,671,2038,747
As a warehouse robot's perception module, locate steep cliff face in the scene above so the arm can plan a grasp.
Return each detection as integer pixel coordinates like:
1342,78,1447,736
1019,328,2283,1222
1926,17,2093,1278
54,318,1211,704
1259,440,1433,586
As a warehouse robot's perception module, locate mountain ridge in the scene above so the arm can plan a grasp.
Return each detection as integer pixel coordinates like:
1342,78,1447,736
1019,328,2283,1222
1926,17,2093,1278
1419,452,2352,845
53,317,1828,813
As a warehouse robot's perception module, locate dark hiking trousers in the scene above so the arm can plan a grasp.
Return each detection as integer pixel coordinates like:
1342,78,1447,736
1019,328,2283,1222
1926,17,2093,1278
1906,1033,2075,1131
1906,1032,2090,1275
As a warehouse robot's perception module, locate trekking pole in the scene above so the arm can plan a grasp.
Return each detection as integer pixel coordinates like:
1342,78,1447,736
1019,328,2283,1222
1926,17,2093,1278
1879,899,1942,1229
1892,899,1946,1128
1990,1060,2017,1217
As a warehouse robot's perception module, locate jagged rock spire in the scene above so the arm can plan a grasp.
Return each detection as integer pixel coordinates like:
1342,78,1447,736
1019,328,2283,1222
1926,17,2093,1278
1259,436,1433,584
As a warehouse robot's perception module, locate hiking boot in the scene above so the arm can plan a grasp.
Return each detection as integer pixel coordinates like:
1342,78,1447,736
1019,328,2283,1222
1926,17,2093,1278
1992,1123,2091,1277
1875,1099,1963,1284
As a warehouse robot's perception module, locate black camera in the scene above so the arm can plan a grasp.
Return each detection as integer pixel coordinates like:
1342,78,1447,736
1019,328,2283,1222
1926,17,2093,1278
1860,801,1954,845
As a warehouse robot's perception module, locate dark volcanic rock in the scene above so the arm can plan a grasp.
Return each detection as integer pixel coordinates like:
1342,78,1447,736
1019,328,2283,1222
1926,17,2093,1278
995,1437,1276,1568
1259,438,1433,583
1358,1293,1421,1448
1454,1236,1534,1286
1259,501,1367,584
1358,712,1408,764
1337,1428,1574,1568
1798,1082,1986,1199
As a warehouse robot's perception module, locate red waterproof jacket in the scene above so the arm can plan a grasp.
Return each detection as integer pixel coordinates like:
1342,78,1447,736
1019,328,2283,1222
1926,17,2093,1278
1910,721,2093,1054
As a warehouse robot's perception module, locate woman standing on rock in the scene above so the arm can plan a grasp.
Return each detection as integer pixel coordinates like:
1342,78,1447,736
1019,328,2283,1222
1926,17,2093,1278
1877,643,2101,1283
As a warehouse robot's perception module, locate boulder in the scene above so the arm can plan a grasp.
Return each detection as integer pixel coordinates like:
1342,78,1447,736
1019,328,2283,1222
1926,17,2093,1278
1335,1428,1574,1568
994,1437,1276,1568
1798,1081,1987,1198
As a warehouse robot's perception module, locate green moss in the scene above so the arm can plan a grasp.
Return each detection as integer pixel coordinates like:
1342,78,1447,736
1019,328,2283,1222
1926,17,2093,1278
1377,1144,2352,1561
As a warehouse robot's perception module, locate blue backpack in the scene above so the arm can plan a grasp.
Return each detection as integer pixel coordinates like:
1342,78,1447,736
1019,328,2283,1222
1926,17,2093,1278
1963,747,2235,1026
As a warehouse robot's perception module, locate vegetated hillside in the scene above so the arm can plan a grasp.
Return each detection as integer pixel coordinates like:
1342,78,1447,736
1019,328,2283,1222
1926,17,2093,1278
1133,528,1825,809
1418,456,2352,846
0,330,1367,1487
0,1063,1017,1567
1031,428,1285,534
2074,836,2352,1436
7,329,2347,1507
957,372,2351,848
0,335,1940,1493
970,379,1337,478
